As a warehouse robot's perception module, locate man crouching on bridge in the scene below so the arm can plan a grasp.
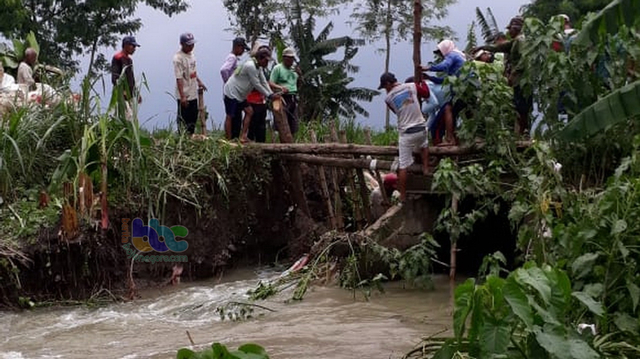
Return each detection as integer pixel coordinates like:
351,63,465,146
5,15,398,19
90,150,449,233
378,72,430,204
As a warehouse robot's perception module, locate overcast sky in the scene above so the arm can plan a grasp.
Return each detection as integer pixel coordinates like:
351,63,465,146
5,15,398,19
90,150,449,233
89,0,531,131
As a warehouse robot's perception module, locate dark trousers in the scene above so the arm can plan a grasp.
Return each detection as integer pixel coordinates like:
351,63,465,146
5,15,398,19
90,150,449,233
282,94,298,135
177,99,198,135
248,103,267,143
231,110,243,139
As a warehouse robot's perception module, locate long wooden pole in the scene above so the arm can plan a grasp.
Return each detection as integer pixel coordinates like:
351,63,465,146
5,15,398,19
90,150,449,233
246,141,533,156
325,134,345,229
413,0,423,83
339,130,363,229
197,88,207,135
310,130,337,230
279,153,432,175
272,97,310,216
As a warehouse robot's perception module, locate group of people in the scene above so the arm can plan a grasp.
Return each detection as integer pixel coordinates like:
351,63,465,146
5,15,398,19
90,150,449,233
378,14,576,208
111,33,301,143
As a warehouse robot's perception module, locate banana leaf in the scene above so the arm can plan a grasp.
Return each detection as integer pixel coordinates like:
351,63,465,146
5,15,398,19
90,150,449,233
573,0,640,48
558,79,640,141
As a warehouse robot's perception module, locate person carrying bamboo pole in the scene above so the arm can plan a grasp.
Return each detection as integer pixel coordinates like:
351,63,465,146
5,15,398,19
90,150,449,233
223,48,281,143
378,72,430,204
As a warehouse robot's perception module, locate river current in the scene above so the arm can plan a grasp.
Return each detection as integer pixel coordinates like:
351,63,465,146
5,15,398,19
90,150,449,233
0,269,454,359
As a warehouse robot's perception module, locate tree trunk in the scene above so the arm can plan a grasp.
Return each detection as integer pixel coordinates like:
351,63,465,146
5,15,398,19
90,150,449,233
384,0,392,131
413,0,423,83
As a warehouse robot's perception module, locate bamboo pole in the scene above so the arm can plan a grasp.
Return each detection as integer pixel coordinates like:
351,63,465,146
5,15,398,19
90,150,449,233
341,130,372,225
272,97,310,216
311,130,337,230
197,88,207,135
413,0,422,84
324,134,345,230
339,130,363,229
279,153,431,175
245,141,533,157
450,194,459,303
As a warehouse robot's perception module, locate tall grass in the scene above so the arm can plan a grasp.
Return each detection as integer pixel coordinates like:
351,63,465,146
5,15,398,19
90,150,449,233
295,118,398,145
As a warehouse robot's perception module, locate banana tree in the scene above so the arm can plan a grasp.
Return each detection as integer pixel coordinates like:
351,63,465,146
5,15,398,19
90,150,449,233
555,0,640,140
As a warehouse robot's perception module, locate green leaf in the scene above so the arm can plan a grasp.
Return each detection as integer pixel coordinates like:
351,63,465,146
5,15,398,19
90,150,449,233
535,330,571,359
431,339,459,359
479,320,510,355
238,344,268,358
572,292,605,317
614,312,639,333
571,253,599,279
212,343,230,359
515,267,552,305
573,0,640,48
453,278,476,341
568,339,600,359
177,348,196,359
611,219,628,235
627,281,640,313
503,277,534,329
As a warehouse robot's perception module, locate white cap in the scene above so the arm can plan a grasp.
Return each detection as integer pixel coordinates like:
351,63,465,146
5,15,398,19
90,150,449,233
282,47,297,58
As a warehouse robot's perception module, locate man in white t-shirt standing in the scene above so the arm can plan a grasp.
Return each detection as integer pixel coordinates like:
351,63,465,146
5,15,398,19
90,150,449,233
378,72,430,203
173,32,207,135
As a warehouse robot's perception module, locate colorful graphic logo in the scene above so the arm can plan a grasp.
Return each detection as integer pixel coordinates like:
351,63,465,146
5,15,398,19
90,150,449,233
125,218,189,253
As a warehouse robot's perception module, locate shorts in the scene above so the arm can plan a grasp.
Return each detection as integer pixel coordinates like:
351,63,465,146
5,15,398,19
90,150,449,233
224,96,248,118
398,128,429,169
513,85,533,116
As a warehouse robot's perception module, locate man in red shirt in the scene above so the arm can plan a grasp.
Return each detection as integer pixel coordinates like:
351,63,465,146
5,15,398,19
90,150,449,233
111,36,141,119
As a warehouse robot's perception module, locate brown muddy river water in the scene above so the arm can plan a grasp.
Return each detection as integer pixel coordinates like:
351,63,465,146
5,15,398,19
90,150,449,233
0,269,455,359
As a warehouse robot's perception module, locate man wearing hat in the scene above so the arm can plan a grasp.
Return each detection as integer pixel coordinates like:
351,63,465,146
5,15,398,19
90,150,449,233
112,35,141,120
270,47,303,135
224,48,280,143
378,72,430,204
473,16,532,136
220,37,250,139
173,32,207,135
220,37,250,84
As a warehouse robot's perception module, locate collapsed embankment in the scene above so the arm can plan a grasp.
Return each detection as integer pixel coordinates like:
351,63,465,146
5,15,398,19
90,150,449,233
0,154,331,309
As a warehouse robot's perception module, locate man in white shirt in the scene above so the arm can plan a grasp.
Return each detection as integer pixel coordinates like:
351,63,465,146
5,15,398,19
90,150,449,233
17,48,37,91
379,72,430,203
173,32,207,135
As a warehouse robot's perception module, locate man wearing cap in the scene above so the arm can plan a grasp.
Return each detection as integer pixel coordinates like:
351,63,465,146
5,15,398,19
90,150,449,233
270,47,303,135
378,72,430,204
220,37,250,139
112,35,141,120
220,37,250,84
474,16,532,136
224,48,281,143
173,32,207,135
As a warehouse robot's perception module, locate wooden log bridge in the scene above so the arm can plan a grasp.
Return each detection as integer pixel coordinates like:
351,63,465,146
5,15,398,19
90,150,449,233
245,141,532,175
